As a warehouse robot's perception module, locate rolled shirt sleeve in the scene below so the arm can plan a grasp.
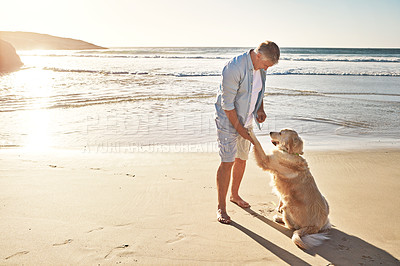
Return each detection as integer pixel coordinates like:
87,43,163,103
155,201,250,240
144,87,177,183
220,63,240,111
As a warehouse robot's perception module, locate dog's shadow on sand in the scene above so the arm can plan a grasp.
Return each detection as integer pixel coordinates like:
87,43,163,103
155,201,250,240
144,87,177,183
230,208,399,265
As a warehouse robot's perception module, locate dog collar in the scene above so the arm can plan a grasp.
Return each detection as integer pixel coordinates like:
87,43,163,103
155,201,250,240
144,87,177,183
282,150,300,156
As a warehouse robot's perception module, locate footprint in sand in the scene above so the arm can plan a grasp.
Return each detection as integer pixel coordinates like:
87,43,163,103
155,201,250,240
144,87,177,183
5,251,29,260
164,174,182,181
166,232,186,244
258,206,275,215
104,244,130,259
114,222,134,227
338,244,350,251
22,159,38,163
362,255,374,261
53,239,73,246
49,165,64,168
86,227,104,233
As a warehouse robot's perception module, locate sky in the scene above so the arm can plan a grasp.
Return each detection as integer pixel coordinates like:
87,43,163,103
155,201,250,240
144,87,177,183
1,0,400,48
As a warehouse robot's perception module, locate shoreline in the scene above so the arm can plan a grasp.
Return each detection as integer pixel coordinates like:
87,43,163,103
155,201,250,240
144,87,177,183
2,130,400,154
1,147,399,264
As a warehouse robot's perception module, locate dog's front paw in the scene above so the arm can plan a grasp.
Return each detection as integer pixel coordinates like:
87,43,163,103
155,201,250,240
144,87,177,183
273,214,284,224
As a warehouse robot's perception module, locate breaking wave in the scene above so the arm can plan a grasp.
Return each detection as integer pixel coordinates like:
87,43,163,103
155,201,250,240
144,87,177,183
43,67,400,77
25,53,400,63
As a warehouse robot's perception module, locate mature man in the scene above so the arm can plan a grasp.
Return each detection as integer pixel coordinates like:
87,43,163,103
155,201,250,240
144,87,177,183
215,41,280,224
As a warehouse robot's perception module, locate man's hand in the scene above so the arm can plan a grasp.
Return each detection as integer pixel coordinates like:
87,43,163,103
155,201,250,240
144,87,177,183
240,127,255,145
224,109,255,145
231,119,255,145
256,109,267,123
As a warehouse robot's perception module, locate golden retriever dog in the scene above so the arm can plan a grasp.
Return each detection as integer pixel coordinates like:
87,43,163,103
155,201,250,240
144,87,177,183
249,129,331,249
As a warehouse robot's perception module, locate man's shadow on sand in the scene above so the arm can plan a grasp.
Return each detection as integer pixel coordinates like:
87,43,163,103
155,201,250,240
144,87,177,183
230,208,399,266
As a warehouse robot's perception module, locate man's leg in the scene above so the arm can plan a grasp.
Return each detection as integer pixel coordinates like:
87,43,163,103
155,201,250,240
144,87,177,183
230,158,250,208
216,161,234,224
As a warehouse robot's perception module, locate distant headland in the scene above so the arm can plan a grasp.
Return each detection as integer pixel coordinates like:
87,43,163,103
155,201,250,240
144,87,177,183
0,39,23,72
0,31,106,72
0,31,107,50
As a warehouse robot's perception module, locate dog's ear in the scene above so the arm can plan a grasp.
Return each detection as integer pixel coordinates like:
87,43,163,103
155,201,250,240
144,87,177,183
284,136,304,155
286,138,294,154
279,138,290,153
290,137,304,155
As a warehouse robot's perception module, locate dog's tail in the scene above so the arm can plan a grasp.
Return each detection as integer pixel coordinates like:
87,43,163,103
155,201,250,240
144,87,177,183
292,226,330,249
248,129,270,170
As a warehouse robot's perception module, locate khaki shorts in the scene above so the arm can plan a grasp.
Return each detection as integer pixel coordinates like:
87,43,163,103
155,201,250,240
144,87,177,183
235,132,252,161
216,117,252,162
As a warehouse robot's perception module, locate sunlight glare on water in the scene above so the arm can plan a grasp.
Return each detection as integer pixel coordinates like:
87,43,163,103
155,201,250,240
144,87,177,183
15,68,54,150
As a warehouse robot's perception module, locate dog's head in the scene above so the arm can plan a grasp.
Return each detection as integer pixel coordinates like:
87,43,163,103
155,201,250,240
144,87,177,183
270,129,304,155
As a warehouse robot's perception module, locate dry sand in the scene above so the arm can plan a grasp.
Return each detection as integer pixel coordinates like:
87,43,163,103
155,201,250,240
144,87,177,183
1,148,399,265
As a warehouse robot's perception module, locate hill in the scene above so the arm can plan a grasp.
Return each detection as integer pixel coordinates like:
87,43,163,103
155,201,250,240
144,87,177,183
0,39,23,72
0,31,107,50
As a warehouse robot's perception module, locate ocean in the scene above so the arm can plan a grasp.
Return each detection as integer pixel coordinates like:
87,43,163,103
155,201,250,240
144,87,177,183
0,47,399,152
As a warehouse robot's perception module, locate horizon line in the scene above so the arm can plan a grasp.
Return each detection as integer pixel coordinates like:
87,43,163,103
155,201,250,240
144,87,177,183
104,45,400,49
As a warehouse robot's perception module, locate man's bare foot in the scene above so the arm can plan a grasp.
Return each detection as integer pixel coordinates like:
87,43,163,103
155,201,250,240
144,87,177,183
217,209,231,224
230,195,250,208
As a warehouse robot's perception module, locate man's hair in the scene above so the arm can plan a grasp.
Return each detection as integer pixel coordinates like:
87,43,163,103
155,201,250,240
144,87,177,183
255,41,280,65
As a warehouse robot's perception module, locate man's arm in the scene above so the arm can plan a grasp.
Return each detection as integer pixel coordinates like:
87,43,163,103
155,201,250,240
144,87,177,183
224,109,254,145
256,99,267,123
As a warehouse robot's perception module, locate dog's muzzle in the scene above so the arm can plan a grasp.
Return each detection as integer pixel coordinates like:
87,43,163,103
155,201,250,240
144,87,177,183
272,140,279,146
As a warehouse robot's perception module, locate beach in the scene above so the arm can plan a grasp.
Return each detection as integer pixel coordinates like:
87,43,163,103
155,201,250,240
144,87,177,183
2,0,400,263
1,47,399,264
1,147,399,265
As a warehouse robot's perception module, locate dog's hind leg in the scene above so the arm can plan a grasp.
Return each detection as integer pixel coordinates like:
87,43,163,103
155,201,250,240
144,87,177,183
282,210,297,230
276,198,283,213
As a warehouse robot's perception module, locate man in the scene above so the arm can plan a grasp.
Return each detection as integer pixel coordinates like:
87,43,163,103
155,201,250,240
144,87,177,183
215,41,280,224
